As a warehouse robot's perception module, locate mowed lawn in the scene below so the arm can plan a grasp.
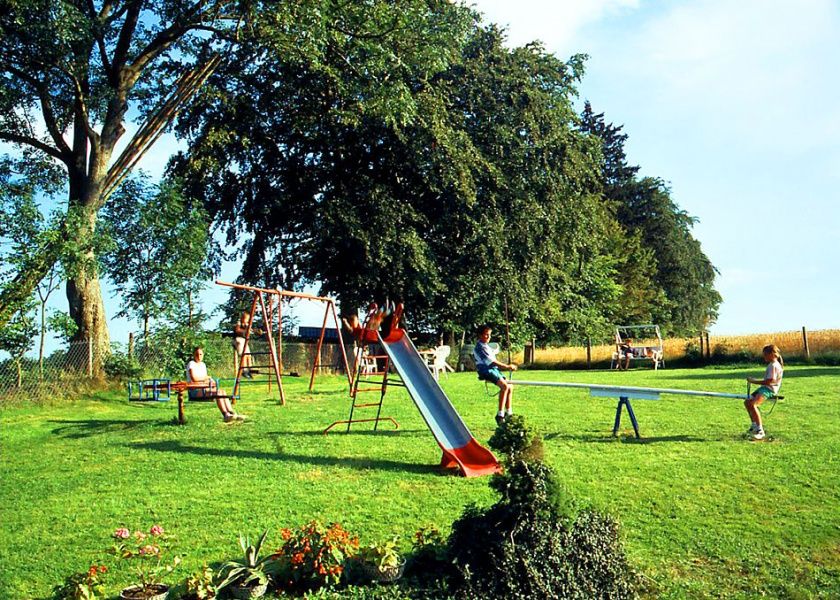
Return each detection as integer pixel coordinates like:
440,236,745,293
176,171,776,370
1,365,839,599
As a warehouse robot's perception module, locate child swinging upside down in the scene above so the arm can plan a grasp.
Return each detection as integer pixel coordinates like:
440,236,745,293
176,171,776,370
473,324,517,426
744,344,783,440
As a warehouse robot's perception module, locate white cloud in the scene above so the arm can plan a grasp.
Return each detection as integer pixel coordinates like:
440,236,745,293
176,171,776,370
470,0,639,52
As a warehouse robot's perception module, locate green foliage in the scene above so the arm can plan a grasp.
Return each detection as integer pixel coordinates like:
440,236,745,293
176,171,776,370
47,309,79,344
109,524,181,596
50,565,107,600
359,536,402,571
172,565,216,600
102,348,143,380
173,15,618,342
0,298,37,361
215,530,276,593
274,521,360,594
448,416,636,599
100,175,212,336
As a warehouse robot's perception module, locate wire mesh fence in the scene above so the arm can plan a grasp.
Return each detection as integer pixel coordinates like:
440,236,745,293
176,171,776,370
0,336,352,402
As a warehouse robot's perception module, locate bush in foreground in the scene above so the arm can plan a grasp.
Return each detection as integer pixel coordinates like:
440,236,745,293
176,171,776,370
447,415,637,599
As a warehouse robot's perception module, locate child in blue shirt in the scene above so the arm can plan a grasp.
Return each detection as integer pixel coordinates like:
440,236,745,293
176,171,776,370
473,324,517,425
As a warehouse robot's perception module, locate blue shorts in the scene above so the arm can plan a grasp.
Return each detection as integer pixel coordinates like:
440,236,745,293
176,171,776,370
477,366,504,385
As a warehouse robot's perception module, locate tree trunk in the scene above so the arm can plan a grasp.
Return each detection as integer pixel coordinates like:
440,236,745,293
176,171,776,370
67,270,110,370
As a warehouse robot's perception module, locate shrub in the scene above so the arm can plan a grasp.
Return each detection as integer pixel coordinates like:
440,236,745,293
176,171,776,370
447,416,637,599
102,350,143,380
273,521,360,594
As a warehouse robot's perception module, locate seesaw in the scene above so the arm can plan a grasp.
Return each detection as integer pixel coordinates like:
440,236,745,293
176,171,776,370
508,380,778,439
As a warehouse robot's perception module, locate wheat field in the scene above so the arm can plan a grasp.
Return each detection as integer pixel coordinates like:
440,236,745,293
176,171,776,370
521,328,840,367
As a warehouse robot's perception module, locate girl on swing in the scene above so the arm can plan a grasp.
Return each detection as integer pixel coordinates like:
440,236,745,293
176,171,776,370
744,344,783,440
473,324,518,425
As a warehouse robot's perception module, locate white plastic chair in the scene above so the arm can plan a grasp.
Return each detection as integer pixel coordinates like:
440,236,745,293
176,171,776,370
428,345,452,381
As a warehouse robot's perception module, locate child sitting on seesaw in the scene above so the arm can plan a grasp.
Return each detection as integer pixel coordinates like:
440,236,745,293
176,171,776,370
473,324,517,426
186,347,244,423
744,344,783,440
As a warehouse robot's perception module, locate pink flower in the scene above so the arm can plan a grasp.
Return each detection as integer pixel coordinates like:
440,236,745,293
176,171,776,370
113,528,130,539
149,524,164,536
139,544,160,556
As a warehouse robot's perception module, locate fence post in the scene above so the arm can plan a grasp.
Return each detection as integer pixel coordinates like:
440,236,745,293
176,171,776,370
802,326,810,359
586,337,592,370
87,338,93,378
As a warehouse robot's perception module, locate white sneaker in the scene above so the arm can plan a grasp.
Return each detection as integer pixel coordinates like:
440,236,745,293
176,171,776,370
752,428,766,440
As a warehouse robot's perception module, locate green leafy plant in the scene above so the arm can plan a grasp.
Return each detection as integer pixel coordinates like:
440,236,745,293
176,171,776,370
103,348,144,380
215,530,275,593
359,536,403,571
448,416,636,599
273,521,359,593
173,565,216,599
50,565,107,600
109,524,180,597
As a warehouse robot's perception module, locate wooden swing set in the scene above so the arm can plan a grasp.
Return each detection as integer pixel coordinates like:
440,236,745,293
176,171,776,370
216,281,352,405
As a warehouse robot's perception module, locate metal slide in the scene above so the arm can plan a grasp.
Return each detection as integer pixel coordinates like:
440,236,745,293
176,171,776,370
379,329,501,477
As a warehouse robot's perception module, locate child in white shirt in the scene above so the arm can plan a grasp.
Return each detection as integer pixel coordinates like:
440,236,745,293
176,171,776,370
744,344,783,440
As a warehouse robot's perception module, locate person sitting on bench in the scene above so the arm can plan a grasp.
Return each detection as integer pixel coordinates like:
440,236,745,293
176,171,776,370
186,347,243,422
619,337,634,370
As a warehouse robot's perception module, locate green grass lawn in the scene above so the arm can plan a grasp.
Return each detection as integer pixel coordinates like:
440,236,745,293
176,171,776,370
1,365,839,599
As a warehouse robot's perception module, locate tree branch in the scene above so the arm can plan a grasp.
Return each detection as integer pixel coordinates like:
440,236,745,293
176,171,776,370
0,132,67,163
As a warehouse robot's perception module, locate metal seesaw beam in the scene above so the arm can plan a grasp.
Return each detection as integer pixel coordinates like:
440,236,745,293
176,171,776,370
508,380,750,439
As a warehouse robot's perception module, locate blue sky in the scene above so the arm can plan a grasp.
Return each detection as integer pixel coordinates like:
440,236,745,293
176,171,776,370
472,0,840,335
10,0,840,355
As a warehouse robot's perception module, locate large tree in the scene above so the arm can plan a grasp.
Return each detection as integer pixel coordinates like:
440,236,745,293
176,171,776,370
173,20,620,342
0,0,248,357
1,0,459,360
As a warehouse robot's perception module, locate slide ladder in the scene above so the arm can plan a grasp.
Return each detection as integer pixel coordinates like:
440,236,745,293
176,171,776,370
324,307,400,433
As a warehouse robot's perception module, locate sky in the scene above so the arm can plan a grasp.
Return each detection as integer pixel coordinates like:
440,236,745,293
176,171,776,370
10,0,840,356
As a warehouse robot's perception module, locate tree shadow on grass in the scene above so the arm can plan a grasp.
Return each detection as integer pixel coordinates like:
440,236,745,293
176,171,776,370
284,428,428,438
49,418,158,439
128,439,446,476
543,430,708,444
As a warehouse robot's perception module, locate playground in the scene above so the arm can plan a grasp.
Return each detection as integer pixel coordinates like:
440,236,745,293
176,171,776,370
1,364,838,598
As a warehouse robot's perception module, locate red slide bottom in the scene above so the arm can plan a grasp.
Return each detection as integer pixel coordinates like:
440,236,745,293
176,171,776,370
440,438,502,477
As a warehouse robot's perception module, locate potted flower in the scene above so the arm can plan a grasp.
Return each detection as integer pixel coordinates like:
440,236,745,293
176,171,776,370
272,520,359,594
110,524,180,600
51,564,108,600
359,536,405,583
215,530,275,599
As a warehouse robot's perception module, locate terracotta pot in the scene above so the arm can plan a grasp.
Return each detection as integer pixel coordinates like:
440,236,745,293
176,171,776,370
229,582,268,599
119,584,169,600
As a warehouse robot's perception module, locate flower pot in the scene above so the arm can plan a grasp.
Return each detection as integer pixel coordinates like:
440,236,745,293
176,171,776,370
229,582,268,599
362,559,406,583
119,584,169,600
